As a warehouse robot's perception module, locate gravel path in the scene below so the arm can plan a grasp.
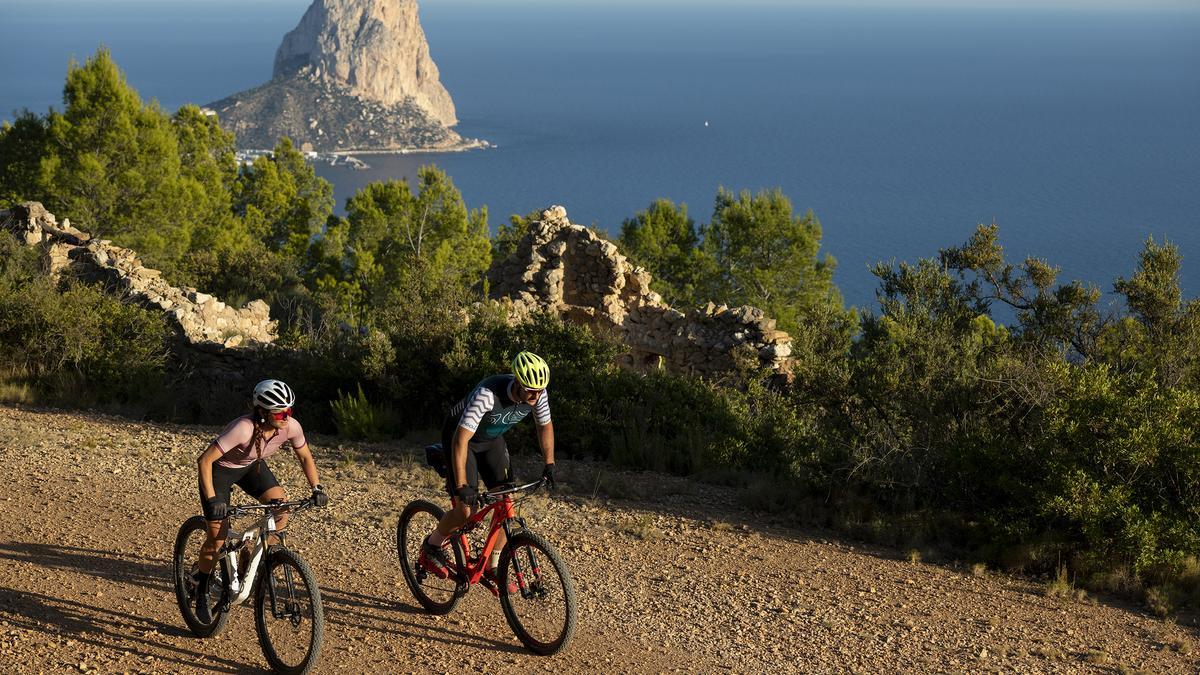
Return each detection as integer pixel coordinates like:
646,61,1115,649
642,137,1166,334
0,404,1196,673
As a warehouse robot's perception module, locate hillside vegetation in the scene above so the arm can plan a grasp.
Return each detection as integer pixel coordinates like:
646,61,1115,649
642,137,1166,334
3,48,1200,611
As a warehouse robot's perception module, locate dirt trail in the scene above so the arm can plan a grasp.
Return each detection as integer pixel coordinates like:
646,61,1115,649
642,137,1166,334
0,404,1196,673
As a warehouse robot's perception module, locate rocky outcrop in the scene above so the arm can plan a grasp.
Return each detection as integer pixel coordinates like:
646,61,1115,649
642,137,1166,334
487,206,794,377
206,73,478,154
0,202,277,350
208,0,476,153
275,0,455,127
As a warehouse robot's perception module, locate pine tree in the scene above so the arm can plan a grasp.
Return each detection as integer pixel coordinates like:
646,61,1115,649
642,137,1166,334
701,187,841,332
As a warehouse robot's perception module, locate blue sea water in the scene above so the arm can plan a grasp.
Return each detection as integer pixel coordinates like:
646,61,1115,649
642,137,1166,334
2,1,1198,310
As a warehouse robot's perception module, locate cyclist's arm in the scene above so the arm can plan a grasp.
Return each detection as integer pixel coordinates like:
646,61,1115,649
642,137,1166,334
536,420,555,467
197,443,223,500
452,386,494,490
452,425,472,490
293,443,320,488
534,390,554,465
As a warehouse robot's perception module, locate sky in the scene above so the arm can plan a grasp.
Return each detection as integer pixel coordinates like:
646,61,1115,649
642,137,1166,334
2,0,1198,8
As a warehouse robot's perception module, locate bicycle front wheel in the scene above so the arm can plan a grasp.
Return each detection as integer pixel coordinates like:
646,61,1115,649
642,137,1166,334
254,547,324,675
172,515,232,637
396,500,466,614
498,531,577,655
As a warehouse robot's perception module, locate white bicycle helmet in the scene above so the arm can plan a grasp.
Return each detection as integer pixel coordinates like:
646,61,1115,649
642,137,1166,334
253,379,295,411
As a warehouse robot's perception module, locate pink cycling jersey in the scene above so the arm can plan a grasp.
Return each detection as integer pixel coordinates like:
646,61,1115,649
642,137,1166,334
213,415,307,469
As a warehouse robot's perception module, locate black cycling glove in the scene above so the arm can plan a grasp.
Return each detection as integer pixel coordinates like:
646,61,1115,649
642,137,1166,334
311,484,329,507
205,495,228,521
542,463,556,489
455,484,478,506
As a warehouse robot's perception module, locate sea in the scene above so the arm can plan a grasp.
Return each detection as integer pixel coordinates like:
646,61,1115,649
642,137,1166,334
2,0,1198,311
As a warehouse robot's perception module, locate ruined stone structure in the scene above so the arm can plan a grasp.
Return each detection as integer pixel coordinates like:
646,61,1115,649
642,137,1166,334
487,206,794,377
0,203,277,350
2,201,791,393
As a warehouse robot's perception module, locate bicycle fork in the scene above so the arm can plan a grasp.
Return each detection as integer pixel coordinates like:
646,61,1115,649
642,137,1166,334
263,536,304,626
504,519,544,600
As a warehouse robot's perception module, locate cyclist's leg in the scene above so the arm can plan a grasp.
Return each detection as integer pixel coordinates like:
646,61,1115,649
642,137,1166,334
238,461,285,544
474,437,511,571
434,417,478,535
198,468,239,573
422,431,477,575
435,447,479,535
196,468,238,622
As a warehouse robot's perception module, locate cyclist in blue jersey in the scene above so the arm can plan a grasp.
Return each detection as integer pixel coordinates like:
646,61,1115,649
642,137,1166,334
421,351,556,586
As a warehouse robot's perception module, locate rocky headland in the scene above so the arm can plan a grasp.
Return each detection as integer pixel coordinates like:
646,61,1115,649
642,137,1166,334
207,0,483,153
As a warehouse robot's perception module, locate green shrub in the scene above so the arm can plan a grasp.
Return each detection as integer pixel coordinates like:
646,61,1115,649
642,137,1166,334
330,383,396,440
0,238,169,405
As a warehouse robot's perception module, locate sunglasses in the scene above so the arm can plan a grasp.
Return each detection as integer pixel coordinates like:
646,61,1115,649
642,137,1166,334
268,408,293,421
520,388,544,401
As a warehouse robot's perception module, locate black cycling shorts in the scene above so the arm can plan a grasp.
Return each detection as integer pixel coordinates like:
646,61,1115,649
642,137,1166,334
199,460,280,520
442,416,511,498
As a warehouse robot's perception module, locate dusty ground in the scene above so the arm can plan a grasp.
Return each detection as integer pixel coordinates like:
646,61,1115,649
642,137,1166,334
0,404,1197,674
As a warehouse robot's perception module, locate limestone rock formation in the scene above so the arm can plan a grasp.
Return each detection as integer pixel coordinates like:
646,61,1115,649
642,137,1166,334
0,202,278,351
487,206,794,378
208,0,477,153
275,0,456,126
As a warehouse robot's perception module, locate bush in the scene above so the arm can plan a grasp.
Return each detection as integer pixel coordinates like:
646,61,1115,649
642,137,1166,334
330,383,397,440
0,237,169,405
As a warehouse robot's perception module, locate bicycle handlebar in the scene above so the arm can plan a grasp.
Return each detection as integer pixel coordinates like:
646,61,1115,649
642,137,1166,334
228,498,315,518
476,478,547,505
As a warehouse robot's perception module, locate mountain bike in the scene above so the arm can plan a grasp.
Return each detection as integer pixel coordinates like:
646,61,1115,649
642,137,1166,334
173,498,324,675
396,476,577,656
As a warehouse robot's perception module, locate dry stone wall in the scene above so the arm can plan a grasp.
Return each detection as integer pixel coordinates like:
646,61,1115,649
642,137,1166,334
487,206,793,377
0,202,277,350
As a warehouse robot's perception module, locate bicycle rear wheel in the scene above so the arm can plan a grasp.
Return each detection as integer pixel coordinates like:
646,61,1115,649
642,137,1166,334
396,500,466,614
498,531,577,655
172,515,232,637
254,547,323,675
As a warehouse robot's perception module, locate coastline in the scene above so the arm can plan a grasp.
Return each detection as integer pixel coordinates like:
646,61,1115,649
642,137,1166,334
332,137,493,156
235,137,492,171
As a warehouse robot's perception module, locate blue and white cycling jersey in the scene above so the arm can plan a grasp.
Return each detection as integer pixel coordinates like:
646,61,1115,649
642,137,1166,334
449,375,551,442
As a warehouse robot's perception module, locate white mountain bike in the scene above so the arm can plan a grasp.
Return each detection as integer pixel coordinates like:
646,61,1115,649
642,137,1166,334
172,498,324,675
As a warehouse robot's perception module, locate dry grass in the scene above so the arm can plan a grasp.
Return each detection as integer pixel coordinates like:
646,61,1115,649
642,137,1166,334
1168,637,1193,655
907,549,921,564
1092,565,1142,596
1043,563,1074,600
618,514,661,541
1031,645,1066,661
0,379,33,404
1144,585,1177,618
337,447,358,469
710,520,733,532
970,562,987,577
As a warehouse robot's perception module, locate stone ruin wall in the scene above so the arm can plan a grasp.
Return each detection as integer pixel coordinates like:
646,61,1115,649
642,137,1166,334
2,201,792,396
0,202,281,412
1,202,278,349
487,205,793,377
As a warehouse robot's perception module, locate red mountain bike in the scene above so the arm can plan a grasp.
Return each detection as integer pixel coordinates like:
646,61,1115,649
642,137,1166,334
396,478,576,656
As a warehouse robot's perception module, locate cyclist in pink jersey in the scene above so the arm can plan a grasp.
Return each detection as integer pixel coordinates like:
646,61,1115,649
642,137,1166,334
191,379,329,623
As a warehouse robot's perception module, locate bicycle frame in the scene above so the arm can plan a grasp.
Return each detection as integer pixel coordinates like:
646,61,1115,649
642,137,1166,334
453,498,516,585
220,500,307,607
450,480,542,591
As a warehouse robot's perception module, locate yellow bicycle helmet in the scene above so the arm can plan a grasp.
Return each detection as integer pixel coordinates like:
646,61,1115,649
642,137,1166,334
511,351,550,390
